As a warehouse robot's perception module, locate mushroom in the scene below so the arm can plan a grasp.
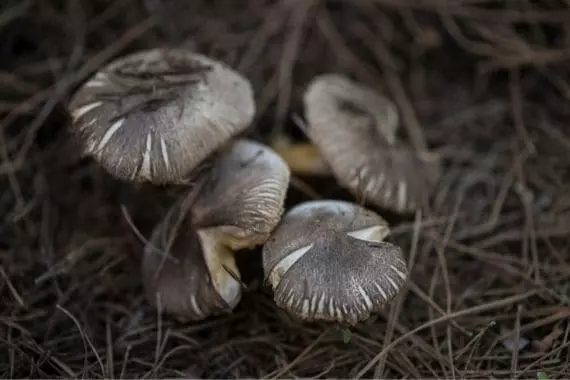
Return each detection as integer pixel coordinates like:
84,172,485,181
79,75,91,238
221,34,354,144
303,74,440,213
263,200,407,325
143,140,290,320
68,48,254,184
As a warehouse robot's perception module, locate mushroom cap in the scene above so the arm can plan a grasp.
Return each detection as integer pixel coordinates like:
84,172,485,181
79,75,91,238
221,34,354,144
69,48,255,184
304,74,440,213
263,200,408,325
142,205,241,321
191,139,291,249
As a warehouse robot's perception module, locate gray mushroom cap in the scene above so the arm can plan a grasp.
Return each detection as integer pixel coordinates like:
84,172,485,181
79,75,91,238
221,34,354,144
191,139,291,249
304,74,440,213
69,48,255,184
263,200,408,325
143,139,290,321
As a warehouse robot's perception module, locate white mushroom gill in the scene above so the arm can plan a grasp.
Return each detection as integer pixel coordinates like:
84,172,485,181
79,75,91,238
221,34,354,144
72,101,103,121
376,105,399,146
197,228,241,307
139,133,153,180
346,225,390,243
268,243,314,287
390,264,408,281
357,284,373,309
374,282,388,301
397,180,408,211
160,137,171,172
301,298,310,317
97,117,125,152
85,73,108,88
189,294,204,318
385,275,399,293
316,292,326,315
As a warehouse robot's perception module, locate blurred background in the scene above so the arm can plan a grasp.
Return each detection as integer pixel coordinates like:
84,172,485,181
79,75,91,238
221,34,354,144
0,0,569,378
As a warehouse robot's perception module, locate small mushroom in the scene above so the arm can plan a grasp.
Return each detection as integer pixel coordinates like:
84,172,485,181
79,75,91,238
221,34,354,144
143,140,290,320
304,74,440,213
263,200,408,325
69,48,254,184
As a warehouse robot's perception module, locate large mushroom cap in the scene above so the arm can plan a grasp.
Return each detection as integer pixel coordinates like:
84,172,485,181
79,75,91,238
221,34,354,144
143,139,290,321
69,48,255,184
263,200,408,325
304,74,440,213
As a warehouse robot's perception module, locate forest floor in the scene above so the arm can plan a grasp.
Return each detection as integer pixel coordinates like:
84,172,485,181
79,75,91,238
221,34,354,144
1,0,569,378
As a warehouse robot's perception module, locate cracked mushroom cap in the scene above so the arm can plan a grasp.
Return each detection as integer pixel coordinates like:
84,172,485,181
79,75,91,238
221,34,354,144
143,139,290,321
69,48,254,184
304,74,440,213
263,200,408,325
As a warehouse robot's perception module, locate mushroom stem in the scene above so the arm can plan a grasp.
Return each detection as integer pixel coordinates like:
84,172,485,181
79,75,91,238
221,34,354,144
271,136,330,176
197,228,241,308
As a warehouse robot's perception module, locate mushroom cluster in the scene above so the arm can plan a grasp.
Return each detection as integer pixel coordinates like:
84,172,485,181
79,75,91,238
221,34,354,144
142,140,289,320
69,48,437,324
69,48,289,321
